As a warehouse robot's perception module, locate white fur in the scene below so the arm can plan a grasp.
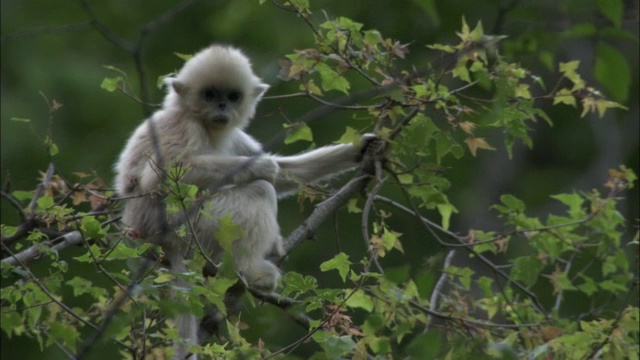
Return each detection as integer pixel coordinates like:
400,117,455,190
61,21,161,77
114,44,364,359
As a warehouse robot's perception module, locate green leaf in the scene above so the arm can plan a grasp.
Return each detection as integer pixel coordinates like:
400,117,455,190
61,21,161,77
12,190,33,201
282,272,317,298
174,52,193,61
289,0,310,12
381,227,399,252
68,276,108,299
469,20,484,41
320,252,351,282
73,244,101,263
595,42,630,102
44,136,58,156
317,334,356,358
452,61,471,82
534,108,553,126
81,216,107,240
335,16,364,32
214,214,244,253
602,255,618,276
551,192,585,219
283,123,313,144
106,242,151,260
369,336,392,354
48,321,80,349
457,16,471,41
561,23,597,38
599,279,627,294
446,266,474,290
1,225,18,238
435,133,460,164
406,332,442,359
437,203,457,230
492,194,526,214
36,196,54,210
0,311,22,338
553,88,576,107
344,289,374,312
515,84,531,99
304,79,322,95
100,77,124,92
203,277,237,315
10,117,31,123
363,314,384,335
346,198,362,213
363,30,383,46
335,126,360,145
597,0,623,27
67,276,92,297
510,256,544,287
153,271,174,284
427,43,456,53
594,99,627,117
577,275,598,296
476,276,494,297
558,61,585,90
316,63,350,94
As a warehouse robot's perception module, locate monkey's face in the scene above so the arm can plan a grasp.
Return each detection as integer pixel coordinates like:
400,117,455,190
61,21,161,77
196,86,244,129
172,80,253,131
174,80,267,132
171,45,269,131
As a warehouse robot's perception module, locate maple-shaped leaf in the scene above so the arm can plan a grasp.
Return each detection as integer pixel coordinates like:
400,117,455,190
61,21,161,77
459,121,477,134
464,136,496,156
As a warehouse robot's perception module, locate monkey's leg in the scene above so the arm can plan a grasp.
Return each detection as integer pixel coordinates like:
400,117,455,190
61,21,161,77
201,179,283,292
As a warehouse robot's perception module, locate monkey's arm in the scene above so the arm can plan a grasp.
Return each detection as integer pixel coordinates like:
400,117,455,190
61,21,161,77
180,129,275,188
272,144,360,195
181,154,278,189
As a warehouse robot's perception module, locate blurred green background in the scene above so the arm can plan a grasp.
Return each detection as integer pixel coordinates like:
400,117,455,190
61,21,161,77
1,1,638,359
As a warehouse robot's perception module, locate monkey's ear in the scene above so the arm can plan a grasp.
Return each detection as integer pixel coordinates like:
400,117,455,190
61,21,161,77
172,81,189,97
253,83,270,99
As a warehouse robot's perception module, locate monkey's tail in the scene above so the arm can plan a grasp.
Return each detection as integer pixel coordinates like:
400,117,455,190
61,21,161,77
169,252,199,360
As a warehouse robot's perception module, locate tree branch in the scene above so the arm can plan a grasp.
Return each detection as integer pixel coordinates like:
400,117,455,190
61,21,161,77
1,231,83,267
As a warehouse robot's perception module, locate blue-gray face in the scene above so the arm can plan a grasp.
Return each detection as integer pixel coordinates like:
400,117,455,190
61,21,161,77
200,86,243,126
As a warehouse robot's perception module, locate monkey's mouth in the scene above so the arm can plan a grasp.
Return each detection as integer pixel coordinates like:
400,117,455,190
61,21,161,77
209,115,229,127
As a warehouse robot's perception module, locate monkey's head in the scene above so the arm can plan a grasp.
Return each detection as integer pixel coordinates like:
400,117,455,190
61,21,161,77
167,45,269,131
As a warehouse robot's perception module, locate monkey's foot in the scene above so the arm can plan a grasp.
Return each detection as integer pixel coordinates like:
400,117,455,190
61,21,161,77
243,261,281,293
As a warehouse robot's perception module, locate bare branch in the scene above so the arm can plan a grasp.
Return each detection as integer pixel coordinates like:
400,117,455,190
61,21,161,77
281,175,371,254
1,231,83,267
78,0,135,53
426,249,456,331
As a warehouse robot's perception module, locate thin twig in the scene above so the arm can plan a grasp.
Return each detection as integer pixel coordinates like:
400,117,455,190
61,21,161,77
0,190,26,221
425,249,456,331
361,175,386,274
27,162,55,214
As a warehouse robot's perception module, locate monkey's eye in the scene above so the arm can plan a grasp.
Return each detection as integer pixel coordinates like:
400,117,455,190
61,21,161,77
227,91,241,103
202,89,216,101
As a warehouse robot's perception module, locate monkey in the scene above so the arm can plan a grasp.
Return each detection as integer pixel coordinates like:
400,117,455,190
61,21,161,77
114,44,374,359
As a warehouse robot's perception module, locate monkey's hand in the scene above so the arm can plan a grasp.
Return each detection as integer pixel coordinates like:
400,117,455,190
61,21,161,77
356,133,386,163
246,156,279,183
